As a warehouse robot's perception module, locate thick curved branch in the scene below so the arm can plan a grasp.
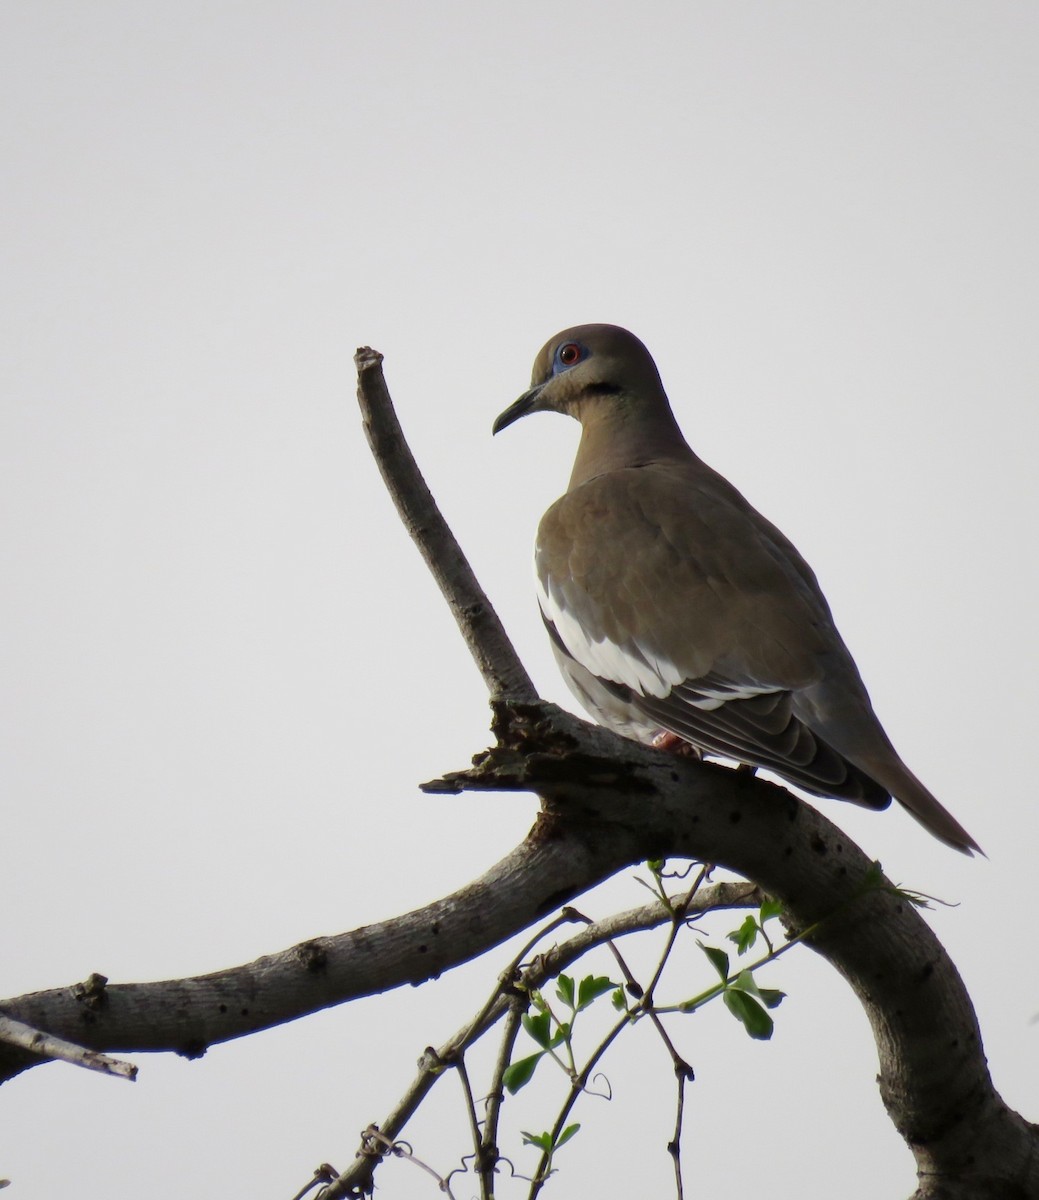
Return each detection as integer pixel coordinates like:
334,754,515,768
0,821,631,1083
432,701,1039,1199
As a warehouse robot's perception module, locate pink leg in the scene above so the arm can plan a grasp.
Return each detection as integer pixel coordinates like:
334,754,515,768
651,731,703,760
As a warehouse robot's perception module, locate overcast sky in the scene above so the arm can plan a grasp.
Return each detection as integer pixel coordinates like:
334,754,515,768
2,3,1037,1197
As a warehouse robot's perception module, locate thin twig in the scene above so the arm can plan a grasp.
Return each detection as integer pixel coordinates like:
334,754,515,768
322,884,761,1198
452,1057,489,1198
288,1165,339,1200
668,1065,692,1200
355,346,536,703
480,996,527,1197
321,910,584,1199
522,884,761,994
0,1015,137,1081
526,1008,632,1200
469,911,583,1040
632,866,715,1200
540,872,712,1200
358,1127,456,1199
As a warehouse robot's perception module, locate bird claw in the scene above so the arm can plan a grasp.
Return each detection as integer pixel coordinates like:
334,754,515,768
651,731,702,760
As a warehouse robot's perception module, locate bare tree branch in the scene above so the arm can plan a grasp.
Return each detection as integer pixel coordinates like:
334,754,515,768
0,1014,137,1081
0,824,633,1083
355,345,536,703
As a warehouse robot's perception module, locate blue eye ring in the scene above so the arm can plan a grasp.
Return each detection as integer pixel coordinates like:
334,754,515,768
555,342,584,370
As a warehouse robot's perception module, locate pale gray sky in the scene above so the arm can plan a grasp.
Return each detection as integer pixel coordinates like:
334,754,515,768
2,3,1037,1197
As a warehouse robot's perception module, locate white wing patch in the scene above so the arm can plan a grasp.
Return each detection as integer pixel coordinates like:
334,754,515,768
537,573,776,709
537,573,678,697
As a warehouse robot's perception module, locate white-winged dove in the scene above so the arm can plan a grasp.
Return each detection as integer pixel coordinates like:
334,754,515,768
493,324,980,855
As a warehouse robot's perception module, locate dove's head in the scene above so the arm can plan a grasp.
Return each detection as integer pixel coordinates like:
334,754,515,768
493,324,689,487
493,324,671,434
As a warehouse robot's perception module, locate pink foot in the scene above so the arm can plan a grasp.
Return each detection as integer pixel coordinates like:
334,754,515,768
651,731,702,760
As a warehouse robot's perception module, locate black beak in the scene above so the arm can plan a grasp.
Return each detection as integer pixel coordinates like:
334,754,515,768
492,383,546,435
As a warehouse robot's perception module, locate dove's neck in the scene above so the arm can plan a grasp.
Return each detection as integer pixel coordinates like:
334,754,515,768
568,396,693,490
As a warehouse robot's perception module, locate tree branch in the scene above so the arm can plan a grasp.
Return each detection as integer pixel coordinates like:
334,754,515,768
0,1014,136,1081
3,346,1035,1200
355,345,536,703
0,823,631,1083
324,882,761,1199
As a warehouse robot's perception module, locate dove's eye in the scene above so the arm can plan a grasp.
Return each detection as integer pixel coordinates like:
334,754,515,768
557,343,583,367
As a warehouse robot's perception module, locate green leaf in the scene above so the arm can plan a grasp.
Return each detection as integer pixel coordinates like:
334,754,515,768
728,915,759,954
577,975,616,1010
521,1130,553,1151
646,858,665,874
556,1123,581,1148
522,1011,552,1048
698,941,730,982
611,988,628,1011
547,1021,571,1049
503,1053,543,1094
729,968,784,1011
758,987,785,1010
555,974,575,1010
759,897,783,923
730,968,762,997
723,989,774,1040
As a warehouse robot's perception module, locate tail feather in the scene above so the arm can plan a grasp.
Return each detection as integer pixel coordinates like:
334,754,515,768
865,758,982,856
